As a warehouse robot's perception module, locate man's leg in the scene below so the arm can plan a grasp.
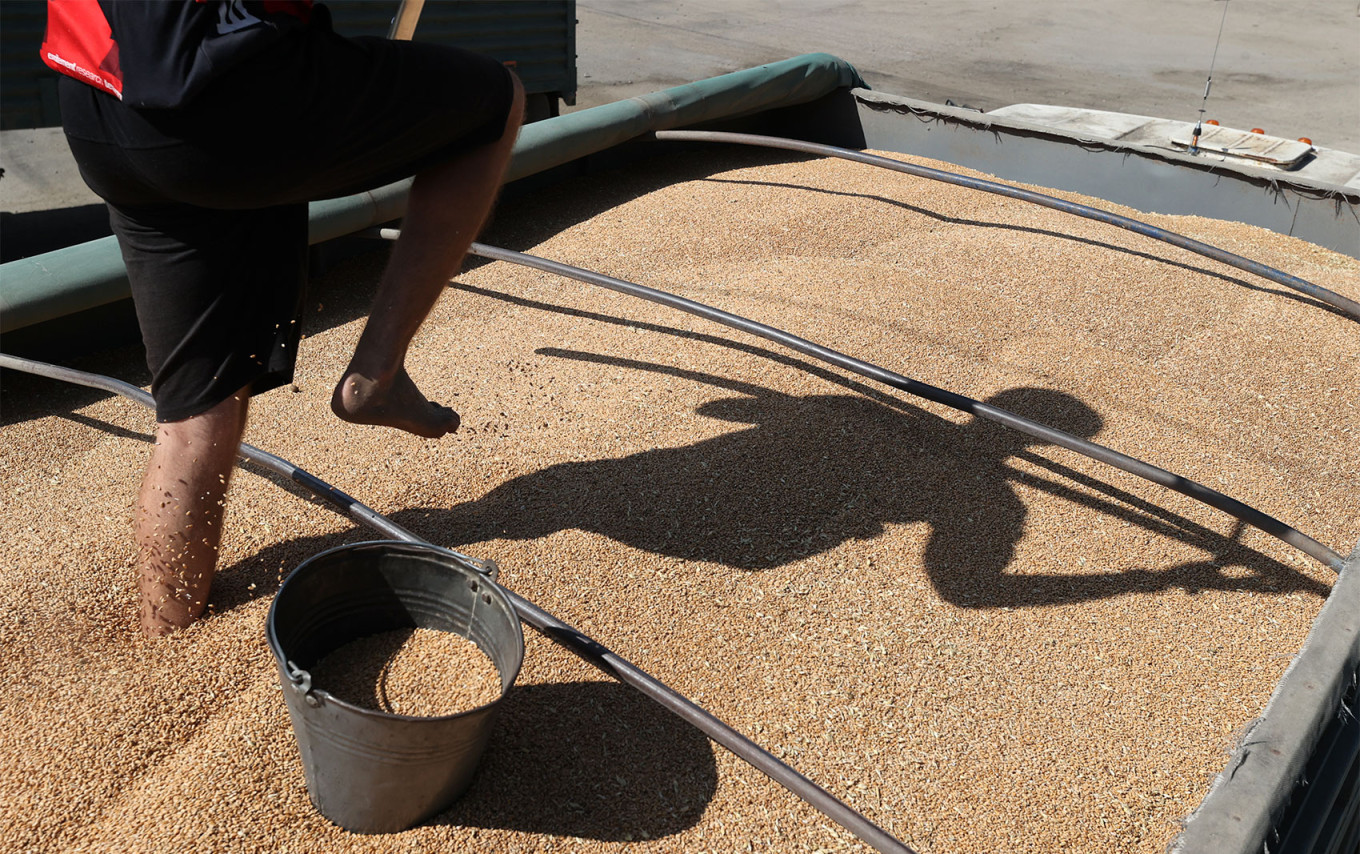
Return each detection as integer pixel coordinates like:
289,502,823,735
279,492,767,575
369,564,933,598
332,74,526,438
136,388,250,636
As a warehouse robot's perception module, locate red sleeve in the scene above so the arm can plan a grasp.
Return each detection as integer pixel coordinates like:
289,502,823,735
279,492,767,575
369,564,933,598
40,0,123,99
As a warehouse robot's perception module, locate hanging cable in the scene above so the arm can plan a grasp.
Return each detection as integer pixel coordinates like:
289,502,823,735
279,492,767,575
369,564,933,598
1190,0,1232,154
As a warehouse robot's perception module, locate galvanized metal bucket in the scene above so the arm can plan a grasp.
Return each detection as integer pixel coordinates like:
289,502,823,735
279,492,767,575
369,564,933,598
266,540,524,833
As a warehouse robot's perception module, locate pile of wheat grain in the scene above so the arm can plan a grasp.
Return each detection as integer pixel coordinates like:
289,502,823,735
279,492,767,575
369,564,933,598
1,145,1356,853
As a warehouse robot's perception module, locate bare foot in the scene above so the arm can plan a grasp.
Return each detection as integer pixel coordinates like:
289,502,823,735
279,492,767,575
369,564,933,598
331,368,460,438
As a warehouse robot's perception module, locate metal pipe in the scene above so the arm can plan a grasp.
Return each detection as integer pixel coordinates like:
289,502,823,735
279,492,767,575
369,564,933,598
0,355,495,576
0,352,915,854
651,129,1360,323
386,233,1339,572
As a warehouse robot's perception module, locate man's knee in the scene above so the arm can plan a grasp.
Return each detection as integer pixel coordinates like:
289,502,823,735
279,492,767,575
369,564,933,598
155,389,251,451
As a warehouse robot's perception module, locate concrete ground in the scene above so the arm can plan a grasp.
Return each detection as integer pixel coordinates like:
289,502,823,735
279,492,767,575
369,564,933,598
571,0,1360,155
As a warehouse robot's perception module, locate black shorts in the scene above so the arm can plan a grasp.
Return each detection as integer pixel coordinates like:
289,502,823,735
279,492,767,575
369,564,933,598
62,22,516,422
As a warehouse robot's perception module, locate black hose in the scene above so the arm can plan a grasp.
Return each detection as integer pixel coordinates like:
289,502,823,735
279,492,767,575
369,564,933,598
652,129,1360,323
446,236,1344,572
0,352,916,854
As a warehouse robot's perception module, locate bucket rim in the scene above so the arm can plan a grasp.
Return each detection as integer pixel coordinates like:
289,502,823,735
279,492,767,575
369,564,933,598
265,539,524,722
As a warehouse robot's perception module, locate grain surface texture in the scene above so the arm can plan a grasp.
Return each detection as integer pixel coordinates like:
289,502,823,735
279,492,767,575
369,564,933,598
2,147,1356,853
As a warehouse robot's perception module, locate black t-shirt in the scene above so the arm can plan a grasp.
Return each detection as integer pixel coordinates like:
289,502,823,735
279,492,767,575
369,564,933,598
43,0,314,110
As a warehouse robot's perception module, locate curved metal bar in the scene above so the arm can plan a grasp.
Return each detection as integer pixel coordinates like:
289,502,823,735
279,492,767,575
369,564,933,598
442,236,1343,572
0,356,495,574
0,352,915,854
652,129,1360,322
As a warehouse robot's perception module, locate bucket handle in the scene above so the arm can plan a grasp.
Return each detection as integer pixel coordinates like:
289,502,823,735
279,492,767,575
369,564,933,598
285,659,321,707
432,544,498,584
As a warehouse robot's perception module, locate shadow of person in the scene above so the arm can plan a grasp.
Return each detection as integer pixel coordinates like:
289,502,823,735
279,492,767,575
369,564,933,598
403,382,945,568
919,387,1329,606
432,680,717,840
397,356,1330,609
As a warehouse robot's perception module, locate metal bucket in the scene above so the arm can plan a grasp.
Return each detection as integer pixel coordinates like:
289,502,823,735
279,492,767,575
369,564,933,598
266,540,524,833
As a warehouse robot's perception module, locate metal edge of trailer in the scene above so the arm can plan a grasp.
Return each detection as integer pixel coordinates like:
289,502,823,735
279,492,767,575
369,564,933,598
850,90,1360,260
1170,542,1360,854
